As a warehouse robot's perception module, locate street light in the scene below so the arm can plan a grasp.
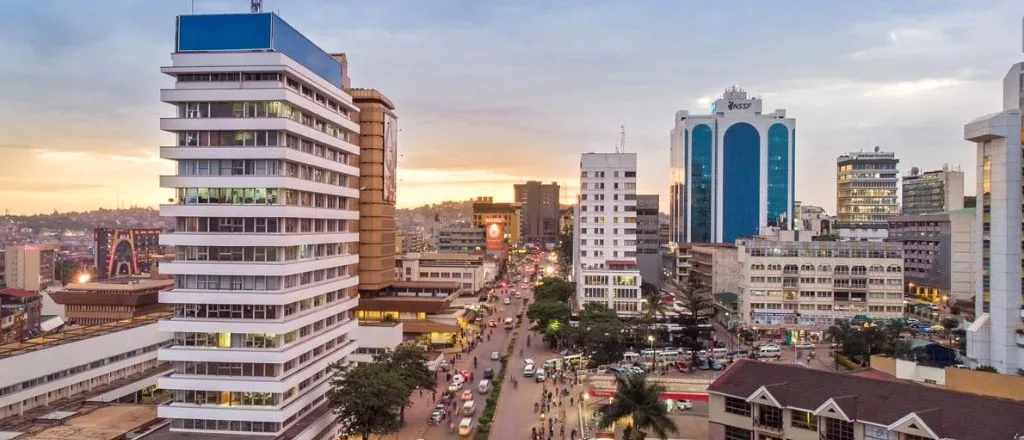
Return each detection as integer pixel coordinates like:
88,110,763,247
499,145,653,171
647,335,656,371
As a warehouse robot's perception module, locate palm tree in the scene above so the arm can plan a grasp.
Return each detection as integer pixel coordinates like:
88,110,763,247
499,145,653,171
596,373,679,440
669,277,714,365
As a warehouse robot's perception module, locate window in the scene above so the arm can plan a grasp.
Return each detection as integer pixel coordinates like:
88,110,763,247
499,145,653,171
724,426,753,440
724,397,751,416
790,409,817,431
757,405,782,429
902,435,932,440
823,417,854,440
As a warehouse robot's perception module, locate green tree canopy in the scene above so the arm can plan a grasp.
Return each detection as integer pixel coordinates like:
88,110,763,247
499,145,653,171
596,373,679,440
328,362,407,440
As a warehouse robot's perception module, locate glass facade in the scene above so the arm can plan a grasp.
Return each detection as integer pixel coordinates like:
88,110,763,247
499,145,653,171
767,123,789,226
691,124,713,242
176,13,343,86
722,122,760,243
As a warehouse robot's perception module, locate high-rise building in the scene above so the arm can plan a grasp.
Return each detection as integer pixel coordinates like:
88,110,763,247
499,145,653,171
836,147,900,226
963,60,1024,374
888,209,975,307
635,194,662,284
3,244,56,291
347,83,398,293
514,181,561,246
901,166,965,215
471,196,521,249
93,228,162,279
156,13,361,437
574,153,643,316
670,86,796,244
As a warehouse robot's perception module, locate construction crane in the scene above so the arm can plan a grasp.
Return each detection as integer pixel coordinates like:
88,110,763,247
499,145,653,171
251,0,263,13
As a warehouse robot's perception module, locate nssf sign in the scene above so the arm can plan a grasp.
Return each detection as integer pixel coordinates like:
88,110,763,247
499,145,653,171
727,100,753,110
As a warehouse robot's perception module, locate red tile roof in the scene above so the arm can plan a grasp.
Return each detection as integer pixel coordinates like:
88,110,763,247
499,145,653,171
708,360,1024,440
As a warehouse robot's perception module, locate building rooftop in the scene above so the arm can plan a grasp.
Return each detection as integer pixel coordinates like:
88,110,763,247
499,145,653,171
0,312,168,359
0,288,40,298
17,405,159,440
708,360,1024,440
391,280,462,290
65,278,174,292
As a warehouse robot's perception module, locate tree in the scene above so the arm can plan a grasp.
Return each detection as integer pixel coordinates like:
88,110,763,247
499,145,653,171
527,300,570,334
578,302,628,365
328,362,407,440
596,373,679,440
669,277,714,364
373,345,436,422
533,277,575,303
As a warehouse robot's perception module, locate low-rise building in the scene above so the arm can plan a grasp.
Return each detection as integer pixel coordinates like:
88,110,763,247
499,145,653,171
0,312,171,420
707,360,1024,440
690,245,741,295
50,278,174,326
0,288,42,343
395,252,497,295
355,281,462,347
437,226,485,253
3,245,57,291
736,230,904,337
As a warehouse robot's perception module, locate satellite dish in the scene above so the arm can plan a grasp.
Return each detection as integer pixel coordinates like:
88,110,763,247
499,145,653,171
874,145,881,153
911,167,920,176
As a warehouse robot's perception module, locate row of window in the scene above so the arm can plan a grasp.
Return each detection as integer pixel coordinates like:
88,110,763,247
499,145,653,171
582,275,639,286
174,187,352,210
0,343,163,398
172,290,341,320
172,311,350,350
174,389,282,407
580,182,637,190
173,267,352,292
174,217,349,234
417,271,474,279
170,418,280,434
176,159,353,187
749,263,901,273
578,216,638,224
177,101,350,141
177,130,351,166
175,243,348,262
581,287,639,299
745,247,903,259
580,227,638,235
581,170,637,178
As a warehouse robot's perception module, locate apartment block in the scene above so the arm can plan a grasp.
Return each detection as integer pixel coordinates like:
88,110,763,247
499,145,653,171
901,167,965,215
4,244,56,291
707,360,1024,440
736,230,904,335
514,181,561,245
574,153,643,316
436,225,485,253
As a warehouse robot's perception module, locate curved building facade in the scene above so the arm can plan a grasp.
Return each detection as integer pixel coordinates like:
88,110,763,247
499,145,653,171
669,87,796,243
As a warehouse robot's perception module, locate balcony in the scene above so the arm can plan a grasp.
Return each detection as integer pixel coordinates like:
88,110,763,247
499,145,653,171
1015,330,1024,348
753,419,784,435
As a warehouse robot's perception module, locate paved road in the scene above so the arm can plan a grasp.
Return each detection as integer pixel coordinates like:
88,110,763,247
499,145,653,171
417,284,533,438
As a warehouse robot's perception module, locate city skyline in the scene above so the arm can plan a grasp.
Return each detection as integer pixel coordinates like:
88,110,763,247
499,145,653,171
1,0,1022,214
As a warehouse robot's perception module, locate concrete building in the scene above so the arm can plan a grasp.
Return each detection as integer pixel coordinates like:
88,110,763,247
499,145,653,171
50,278,174,326
0,312,171,420
689,245,741,296
635,194,662,285
0,288,42,344
670,86,796,243
514,181,561,246
396,230,426,254
888,209,975,306
707,360,1024,440
795,204,834,236
901,166,965,215
395,252,497,296
4,244,56,291
354,281,462,347
836,147,900,228
436,225,485,253
94,228,163,279
963,60,1024,374
471,196,522,248
736,230,905,337
574,153,643,316
347,84,398,294
155,12,361,438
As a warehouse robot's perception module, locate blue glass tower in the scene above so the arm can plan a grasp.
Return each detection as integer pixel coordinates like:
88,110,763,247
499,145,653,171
669,87,796,243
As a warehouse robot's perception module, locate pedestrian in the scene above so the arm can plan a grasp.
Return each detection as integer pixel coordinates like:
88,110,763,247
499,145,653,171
432,391,437,401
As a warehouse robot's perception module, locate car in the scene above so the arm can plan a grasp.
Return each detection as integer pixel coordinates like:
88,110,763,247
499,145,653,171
487,320,497,328
503,297,511,305
460,390,473,401
490,351,500,360
905,317,920,325
674,399,694,411
458,417,473,436
483,367,494,379
514,292,522,298
524,358,535,365
795,342,815,350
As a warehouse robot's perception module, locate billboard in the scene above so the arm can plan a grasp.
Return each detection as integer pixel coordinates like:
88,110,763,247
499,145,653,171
383,113,398,204
485,217,505,251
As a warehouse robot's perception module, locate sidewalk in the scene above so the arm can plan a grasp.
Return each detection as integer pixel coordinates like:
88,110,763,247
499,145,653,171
375,365,456,440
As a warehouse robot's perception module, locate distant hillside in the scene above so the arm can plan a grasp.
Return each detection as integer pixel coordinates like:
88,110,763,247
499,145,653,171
4,207,169,231
396,200,473,229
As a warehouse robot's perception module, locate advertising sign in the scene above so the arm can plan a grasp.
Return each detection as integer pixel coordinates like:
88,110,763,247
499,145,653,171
485,217,505,251
382,113,398,204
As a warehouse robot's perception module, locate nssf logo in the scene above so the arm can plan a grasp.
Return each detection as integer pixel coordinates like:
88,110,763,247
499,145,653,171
727,101,753,110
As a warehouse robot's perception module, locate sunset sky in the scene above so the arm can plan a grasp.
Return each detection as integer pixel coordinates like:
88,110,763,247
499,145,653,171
0,0,1021,214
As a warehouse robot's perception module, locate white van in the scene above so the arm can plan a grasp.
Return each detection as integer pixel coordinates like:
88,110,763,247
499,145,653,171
622,351,640,362
462,400,476,416
656,350,680,360
758,346,782,358
711,348,729,357
523,364,535,377
477,379,491,394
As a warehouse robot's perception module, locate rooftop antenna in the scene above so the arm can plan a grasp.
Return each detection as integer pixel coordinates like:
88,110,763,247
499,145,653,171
190,0,195,13
617,125,626,153
251,0,263,13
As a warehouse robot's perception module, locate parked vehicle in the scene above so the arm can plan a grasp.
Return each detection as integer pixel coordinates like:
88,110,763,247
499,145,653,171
758,346,782,359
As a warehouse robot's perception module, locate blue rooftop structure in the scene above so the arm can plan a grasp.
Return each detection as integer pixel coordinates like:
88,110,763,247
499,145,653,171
175,13,342,87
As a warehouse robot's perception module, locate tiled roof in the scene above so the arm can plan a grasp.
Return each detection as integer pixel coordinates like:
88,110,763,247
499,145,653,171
708,360,1024,440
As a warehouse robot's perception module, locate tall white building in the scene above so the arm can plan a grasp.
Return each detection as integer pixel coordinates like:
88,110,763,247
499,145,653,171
963,60,1024,374
669,87,796,244
155,13,361,437
574,153,643,316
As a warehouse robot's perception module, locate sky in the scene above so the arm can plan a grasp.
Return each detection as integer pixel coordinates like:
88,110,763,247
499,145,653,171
0,0,1022,215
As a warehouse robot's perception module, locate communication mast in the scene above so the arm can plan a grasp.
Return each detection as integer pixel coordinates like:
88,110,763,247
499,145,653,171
251,0,263,13
616,125,626,153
